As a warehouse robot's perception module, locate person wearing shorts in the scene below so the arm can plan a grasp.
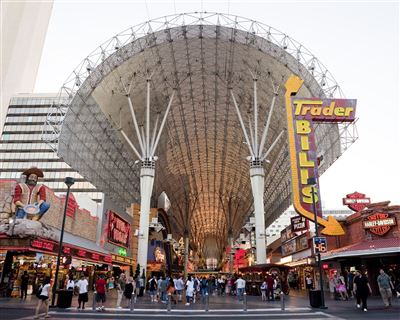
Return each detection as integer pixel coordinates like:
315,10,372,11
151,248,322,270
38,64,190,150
95,274,107,311
75,275,88,310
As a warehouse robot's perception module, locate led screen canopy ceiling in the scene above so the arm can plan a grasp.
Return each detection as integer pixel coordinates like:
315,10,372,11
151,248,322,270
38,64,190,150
45,13,357,260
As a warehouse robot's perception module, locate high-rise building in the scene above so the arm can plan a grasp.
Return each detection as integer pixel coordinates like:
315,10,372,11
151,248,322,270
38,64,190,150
1,1,53,130
0,94,103,203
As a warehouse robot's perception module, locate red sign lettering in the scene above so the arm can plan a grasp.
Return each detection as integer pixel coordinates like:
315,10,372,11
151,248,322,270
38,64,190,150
107,210,131,248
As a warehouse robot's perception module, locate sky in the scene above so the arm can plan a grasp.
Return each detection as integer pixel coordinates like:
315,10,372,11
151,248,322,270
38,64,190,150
34,0,400,210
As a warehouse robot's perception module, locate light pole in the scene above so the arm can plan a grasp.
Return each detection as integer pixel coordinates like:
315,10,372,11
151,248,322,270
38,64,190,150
307,177,327,309
51,177,75,307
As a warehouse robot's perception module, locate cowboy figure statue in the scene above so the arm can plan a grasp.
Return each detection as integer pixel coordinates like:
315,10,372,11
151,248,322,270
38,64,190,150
13,167,50,220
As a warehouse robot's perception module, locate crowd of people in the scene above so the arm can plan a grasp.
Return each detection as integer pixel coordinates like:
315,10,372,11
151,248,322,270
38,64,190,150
30,267,400,317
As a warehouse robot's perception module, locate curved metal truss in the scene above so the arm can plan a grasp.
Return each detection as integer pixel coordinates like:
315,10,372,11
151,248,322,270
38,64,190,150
43,12,358,257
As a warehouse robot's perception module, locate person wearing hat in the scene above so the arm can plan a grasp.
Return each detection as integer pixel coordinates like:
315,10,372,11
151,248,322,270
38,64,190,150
13,167,50,219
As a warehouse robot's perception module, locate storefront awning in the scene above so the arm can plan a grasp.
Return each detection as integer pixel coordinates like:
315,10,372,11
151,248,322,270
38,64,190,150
321,238,400,260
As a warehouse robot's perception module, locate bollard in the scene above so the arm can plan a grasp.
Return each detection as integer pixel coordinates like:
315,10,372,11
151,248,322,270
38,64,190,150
280,291,285,311
243,292,247,312
130,296,134,312
205,292,209,312
167,293,171,312
92,291,97,311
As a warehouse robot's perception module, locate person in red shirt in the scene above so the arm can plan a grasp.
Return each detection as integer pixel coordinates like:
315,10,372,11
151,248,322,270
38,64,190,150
95,274,107,311
13,167,50,220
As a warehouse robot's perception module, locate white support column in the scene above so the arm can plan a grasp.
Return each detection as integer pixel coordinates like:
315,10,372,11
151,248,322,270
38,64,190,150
137,164,155,278
249,165,267,264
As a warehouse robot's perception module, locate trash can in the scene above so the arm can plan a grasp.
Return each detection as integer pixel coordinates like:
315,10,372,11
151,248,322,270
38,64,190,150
56,289,73,308
309,290,322,308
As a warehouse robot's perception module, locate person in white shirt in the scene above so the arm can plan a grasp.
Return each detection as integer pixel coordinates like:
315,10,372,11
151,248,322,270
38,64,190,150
175,275,185,302
235,275,246,301
75,275,89,310
34,277,51,319
66,277,75,290
185,275,195,306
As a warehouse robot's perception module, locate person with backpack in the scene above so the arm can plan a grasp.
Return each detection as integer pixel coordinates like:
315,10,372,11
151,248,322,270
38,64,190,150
34,277,51,319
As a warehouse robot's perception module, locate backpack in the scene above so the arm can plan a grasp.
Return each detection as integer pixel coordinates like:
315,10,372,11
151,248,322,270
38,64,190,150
35,286,42,298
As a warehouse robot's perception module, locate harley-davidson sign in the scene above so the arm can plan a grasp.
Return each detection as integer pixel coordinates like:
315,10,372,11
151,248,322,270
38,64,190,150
343,192,371,212
363,213,396,236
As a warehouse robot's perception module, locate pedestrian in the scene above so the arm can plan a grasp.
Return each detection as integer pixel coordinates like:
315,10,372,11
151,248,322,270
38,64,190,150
377,269,394,308
175,275,184,302
148,275,158,302
353,270,372,312
34,277,51,319
95,274,107,311
66,275,75,290
160,276,168,303
260,279,267,301
347,269,355,298
235,275,246,301
266,274,275,301
107,276,115,291
20,271,29,300
116,273,126,308
335,273,348,301
185,275,195,306
75,274,89,310
139,276,145,297
305,274,313,290
124,277,134,308
167,278,177,304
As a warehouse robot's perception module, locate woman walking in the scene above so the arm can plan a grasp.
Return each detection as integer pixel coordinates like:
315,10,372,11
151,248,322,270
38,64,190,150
353,270,372,312
124,277,135,308
34,277,51,319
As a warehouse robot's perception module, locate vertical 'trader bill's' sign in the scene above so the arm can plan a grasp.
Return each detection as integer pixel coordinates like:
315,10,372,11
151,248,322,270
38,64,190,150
285,75,357,236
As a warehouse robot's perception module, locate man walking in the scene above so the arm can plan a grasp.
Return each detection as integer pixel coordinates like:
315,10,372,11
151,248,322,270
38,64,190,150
116,273,126,309
377,269,394,308
20,271,29,300
95,274,107,311
235,275,246,301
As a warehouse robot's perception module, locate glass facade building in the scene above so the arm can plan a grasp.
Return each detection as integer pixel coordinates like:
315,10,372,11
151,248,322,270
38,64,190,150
0,94,103,203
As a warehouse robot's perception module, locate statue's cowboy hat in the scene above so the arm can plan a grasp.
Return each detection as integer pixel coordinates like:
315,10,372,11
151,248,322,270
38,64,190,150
22,167,44,178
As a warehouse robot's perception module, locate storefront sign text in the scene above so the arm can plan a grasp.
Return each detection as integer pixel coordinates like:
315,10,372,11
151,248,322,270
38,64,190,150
343,192,370,212
291,216,308,232
363,213,396,236
285,76,356,236
107,210,131,248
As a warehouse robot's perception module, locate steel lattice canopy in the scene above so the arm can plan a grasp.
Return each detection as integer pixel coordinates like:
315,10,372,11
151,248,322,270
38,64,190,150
46,13,357,260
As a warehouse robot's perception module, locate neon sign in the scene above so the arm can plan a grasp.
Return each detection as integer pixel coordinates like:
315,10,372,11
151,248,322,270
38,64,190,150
107,210,131,248
285,76,357,236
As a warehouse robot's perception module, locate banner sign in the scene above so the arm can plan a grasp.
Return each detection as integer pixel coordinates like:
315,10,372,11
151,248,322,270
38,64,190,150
285,76,356,236
363,213,396,236
107,210,131,248
291,215,309,232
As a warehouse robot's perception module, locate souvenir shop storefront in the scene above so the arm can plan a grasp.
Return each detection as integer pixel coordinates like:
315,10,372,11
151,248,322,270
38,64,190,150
0,234,112,297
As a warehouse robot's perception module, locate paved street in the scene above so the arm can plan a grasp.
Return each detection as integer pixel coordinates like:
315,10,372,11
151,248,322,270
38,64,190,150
1,290,399,320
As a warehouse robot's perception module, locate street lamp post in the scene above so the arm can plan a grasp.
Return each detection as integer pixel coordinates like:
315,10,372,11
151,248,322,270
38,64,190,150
51,177,75,307
307,177,327,309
